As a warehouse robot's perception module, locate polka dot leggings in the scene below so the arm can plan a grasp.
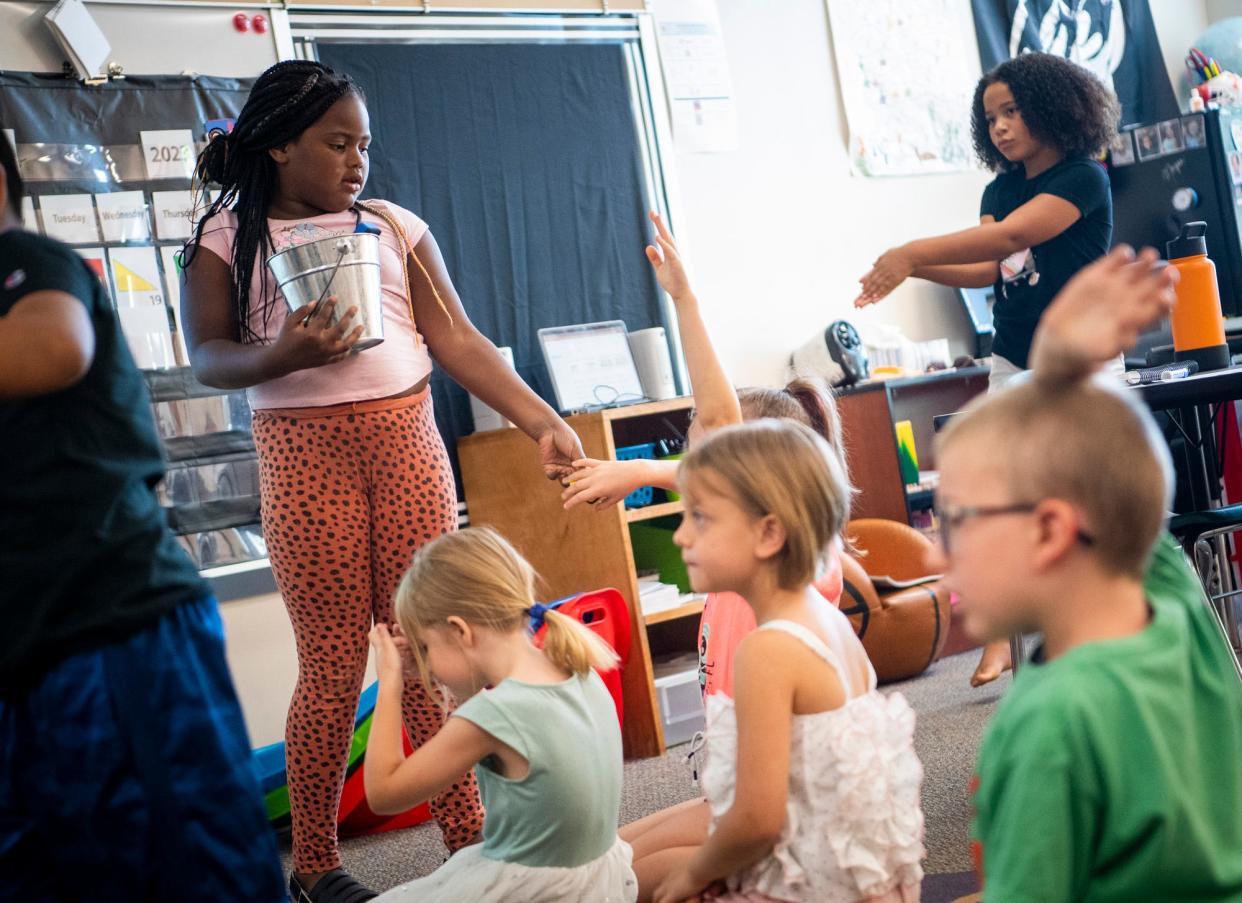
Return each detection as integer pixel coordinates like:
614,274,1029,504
252,388,484,874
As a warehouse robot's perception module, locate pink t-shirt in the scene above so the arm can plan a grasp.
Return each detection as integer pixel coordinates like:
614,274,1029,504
194,200,434,410
697,546,844,699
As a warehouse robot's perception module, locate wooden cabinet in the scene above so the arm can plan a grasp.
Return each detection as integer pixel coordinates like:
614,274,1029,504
458,397,697,759
837,367,989,524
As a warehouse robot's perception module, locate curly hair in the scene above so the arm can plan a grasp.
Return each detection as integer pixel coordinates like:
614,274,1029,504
971,52,1119,173
182,60,365,342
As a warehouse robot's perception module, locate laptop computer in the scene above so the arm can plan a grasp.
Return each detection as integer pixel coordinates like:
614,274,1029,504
538,320,648,414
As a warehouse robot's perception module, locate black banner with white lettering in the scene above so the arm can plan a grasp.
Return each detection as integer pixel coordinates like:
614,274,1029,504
970,0,1178,127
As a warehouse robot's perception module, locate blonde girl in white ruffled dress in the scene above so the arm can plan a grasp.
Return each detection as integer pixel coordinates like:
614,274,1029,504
649,420,925,903
364,527,637,903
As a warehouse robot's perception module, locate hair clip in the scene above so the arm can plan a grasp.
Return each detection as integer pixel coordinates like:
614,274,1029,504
526,602,550,632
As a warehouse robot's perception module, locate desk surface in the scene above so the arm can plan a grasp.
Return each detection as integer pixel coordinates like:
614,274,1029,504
837,364,990,397
1133,366,1242,411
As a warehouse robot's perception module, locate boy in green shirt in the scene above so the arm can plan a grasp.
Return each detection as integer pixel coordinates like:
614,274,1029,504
932,247,1242,902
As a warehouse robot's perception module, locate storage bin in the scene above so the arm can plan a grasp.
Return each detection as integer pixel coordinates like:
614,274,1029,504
615,442,656,508
652,654,705,747
630,520,690,592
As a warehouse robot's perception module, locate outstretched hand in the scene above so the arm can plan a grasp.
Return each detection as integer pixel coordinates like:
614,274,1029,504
538,422,586,482
855,246,916,307
562,458,646,511
1030,244,1178,381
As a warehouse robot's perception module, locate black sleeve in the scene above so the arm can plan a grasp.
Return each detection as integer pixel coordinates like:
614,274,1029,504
16,238,101,315
980,177,1001,219
1039,160,1110,218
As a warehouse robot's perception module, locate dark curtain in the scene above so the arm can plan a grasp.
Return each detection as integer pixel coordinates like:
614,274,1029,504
318,42,666,496
970,0,1178,127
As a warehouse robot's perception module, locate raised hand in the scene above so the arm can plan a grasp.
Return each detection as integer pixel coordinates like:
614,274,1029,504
646,211,694,302
1030,245,1177,381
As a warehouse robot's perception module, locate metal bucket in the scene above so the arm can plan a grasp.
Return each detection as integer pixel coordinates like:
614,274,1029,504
267,232,384,353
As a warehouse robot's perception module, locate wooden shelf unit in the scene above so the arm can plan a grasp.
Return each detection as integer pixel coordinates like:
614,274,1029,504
458,397,696,759
626,500,683,523
644,597,706,626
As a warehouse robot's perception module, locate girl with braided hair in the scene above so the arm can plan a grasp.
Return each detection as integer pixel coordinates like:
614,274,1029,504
181,60,583,902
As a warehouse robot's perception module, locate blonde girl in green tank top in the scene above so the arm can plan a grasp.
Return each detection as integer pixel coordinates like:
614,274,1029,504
365,527,638,902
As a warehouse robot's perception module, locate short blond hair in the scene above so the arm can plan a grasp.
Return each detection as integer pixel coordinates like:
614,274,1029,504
936,377,1172,577
679,419,850,590
394,528,618,700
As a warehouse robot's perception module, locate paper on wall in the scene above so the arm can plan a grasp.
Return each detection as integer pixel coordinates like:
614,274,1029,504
151,190,200,240
117,304,177,370
39,193,100,244
825,0,981,176
108,246,165,308
652,0,739,153
74,247,110,299
159,245,190,365
95,190,152,242
140,129,196,182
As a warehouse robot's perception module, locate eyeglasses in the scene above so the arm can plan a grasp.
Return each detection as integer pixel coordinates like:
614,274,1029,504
934,501,1096,554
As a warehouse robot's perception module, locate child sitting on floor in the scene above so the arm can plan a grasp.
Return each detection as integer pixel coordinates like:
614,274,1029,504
648,420,924,903
364,527,637,902
933,247,1242,902
564,214,854,898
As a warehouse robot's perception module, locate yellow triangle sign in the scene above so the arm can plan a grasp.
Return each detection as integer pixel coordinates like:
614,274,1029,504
112,260,156,293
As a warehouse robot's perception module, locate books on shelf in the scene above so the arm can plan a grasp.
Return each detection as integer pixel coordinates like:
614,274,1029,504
638,575,683,615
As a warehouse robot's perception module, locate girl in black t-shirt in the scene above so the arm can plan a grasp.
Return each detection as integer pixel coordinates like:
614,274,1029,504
856,53,1118,374
855,53,1120,686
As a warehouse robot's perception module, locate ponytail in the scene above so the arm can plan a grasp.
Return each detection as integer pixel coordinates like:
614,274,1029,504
539,609,619,677
784,377,845,457
737,376,845,456
394,527,618,704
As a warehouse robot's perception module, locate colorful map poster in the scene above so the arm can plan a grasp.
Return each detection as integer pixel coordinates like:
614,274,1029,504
826,0,982,176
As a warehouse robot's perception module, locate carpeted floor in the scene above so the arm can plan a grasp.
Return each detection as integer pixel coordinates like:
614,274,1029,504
280,650,1008,899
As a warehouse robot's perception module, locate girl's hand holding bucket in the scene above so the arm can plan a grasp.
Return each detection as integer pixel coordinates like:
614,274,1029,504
266,295,363,375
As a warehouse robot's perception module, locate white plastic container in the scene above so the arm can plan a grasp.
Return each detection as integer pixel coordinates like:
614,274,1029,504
652,654,705,747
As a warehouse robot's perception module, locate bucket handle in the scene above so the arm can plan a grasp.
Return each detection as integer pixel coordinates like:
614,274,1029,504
302,239,352,323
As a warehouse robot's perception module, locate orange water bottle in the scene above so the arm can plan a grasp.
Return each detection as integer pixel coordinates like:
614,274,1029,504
1167,221,1229,372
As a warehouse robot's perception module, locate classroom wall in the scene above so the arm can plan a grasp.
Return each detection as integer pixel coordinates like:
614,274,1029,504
676,0,1211,389
0,1,279,76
